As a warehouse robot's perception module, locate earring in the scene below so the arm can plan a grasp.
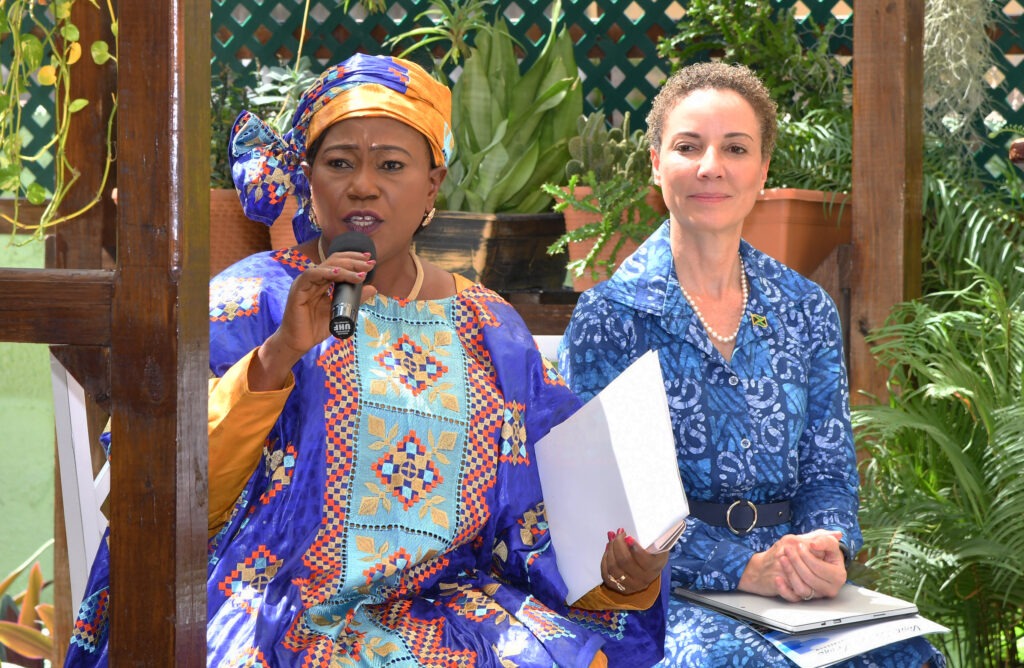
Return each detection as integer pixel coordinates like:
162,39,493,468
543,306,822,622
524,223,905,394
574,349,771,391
420,207,436,229
306,187,321,232
303,194,319,233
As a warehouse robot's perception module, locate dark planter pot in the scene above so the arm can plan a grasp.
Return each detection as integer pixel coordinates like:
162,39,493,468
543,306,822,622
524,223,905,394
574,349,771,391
413,210,568,292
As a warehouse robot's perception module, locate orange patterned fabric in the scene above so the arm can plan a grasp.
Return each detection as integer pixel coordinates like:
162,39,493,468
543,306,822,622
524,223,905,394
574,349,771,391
228,54,453,244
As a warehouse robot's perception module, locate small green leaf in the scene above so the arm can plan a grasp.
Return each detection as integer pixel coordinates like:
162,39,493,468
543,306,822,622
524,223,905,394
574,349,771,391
0,166,20,193
54,0,73,20
20,35,45,71
60,23,80,42
91,41,111,65
68,98,89,113
26,183,48,205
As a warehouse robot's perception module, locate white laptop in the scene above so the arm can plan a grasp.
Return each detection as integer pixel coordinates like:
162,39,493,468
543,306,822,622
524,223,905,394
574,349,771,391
673,583,918,635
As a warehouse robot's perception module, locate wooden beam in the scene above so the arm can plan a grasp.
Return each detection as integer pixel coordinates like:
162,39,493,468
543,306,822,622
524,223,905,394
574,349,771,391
108,0,209,663
850,0,924,404
0,268,113,345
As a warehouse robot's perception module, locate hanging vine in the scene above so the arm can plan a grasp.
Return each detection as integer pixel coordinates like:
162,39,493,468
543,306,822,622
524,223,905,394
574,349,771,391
0,0,117,240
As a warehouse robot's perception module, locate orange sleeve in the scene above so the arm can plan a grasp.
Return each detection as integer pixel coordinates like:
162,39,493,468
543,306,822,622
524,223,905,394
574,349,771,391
208,349,294,535
570,574,662,612
588,650,608,668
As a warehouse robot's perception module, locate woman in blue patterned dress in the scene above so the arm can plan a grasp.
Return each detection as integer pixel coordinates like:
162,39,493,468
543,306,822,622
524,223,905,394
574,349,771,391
65,54,668,667
558,62,945,666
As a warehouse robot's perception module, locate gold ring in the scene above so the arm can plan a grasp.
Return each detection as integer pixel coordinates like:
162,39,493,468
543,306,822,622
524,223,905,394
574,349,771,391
803,588,815,601
610,574,627,592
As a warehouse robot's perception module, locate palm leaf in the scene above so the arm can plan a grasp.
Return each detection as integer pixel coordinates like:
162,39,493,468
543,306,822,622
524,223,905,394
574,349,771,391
854,269,1024,666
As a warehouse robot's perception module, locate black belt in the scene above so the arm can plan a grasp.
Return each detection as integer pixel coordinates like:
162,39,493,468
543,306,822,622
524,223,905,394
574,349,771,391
688,499,792,536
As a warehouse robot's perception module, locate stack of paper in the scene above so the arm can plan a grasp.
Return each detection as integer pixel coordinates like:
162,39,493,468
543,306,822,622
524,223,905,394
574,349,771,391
536,350,688,603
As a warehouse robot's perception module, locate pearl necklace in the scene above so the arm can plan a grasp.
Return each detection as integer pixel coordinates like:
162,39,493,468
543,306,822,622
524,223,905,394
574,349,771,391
317,237,424,301
679,259,749,344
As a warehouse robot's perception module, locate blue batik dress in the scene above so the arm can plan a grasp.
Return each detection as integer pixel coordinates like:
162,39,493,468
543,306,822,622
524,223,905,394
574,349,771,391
558,223,945,667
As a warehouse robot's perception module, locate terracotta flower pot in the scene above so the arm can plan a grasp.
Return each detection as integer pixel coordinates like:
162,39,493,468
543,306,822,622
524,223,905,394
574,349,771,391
742,188,851,277
561,187,850,289
209,188,298,277
560,186,668,292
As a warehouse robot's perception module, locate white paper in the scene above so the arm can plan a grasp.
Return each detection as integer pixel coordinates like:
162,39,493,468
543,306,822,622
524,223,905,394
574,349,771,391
760,615,949,668
535,350,688,603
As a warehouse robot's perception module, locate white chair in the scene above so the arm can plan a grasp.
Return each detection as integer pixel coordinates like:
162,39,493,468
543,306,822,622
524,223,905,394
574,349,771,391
533,334,563,365
50,354,109,614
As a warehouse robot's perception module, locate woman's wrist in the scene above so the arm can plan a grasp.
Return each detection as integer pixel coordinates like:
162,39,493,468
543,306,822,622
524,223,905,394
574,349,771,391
251,333,303,391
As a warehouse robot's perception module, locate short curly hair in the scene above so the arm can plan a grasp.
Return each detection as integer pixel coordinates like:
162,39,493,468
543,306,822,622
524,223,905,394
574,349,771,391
646,62,778,161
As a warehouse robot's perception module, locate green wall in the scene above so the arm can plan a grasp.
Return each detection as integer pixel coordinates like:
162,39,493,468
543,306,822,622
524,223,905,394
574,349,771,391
0,237,54,593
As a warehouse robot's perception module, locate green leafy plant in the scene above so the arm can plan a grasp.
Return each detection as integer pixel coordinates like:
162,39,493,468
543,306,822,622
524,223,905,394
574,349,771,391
383,0,502,78
0,540,55,667
246,56,321,137
542,111,661,281
387,0,582,214
766,108,852,193
1,0,118,239
656,0,849,120
853,269,1024,667
210,63,257,190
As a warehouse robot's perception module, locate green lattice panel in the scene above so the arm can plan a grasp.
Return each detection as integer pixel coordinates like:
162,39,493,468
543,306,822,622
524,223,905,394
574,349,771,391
15,0,1021,193
0,7,57,194
974,1,1024,178
208,1,853,122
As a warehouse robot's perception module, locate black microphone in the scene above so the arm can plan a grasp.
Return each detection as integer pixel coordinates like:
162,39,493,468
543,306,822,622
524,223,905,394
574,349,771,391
326,231,376,339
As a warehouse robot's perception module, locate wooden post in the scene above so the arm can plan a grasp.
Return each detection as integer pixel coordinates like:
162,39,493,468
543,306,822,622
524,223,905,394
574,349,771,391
850,0,924,405
107,0,210,663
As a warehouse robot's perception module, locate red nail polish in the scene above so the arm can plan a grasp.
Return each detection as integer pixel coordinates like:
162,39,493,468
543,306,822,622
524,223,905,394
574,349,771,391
356,272,366,279
625,536,637,548
608,531,616,541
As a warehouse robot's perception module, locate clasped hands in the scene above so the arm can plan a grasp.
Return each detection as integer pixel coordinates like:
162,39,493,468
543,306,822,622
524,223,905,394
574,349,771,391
601,528,669,596
737,529,847,603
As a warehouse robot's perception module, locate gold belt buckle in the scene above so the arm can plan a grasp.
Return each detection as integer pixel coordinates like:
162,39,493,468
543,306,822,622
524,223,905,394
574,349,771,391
726,499,758,535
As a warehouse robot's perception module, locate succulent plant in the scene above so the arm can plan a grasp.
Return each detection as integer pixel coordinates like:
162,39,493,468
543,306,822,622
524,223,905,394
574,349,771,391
542,111,662,281
564,111,650,184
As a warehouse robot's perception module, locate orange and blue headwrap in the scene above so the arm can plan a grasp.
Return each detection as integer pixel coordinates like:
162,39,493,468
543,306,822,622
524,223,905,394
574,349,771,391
228,54,453,243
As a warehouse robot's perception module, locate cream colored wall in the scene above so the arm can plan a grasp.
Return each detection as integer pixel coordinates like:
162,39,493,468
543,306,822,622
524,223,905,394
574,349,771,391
0,237,54,591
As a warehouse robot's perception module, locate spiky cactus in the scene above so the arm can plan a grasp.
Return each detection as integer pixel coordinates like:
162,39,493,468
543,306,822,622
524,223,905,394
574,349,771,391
564,111,650,183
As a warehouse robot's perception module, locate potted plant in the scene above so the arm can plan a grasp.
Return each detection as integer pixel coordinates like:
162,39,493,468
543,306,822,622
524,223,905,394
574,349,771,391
542,111,666,291
386,0,582,292
749,107,853,277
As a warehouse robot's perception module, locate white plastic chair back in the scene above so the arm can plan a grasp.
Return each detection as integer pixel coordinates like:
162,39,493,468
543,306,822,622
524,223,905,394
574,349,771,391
534,335,563,365
50,354,109,614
